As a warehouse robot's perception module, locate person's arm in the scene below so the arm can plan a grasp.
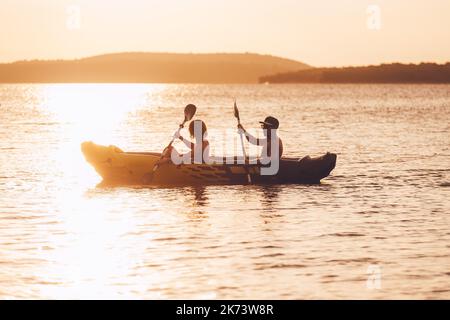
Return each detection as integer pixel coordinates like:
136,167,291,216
179,136,194,149
238,124,264,145
173,129,194,149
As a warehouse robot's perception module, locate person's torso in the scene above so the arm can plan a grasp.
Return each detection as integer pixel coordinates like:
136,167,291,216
261,136,283,159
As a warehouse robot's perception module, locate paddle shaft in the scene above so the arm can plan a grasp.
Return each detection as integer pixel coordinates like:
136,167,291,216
152,121,186,172
237,119,247,158
166,121,185,148
234,105,252,184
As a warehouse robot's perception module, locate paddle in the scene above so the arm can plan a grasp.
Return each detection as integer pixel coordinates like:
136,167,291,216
234,100,252,184
145,104,196,182
166,103,197,150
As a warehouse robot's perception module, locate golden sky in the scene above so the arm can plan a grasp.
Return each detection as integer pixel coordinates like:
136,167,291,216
0,0,449,66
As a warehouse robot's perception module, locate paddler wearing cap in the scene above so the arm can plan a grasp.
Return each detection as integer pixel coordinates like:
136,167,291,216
237,116,283,164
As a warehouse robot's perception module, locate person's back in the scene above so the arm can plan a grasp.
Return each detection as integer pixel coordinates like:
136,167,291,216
264,132,283,159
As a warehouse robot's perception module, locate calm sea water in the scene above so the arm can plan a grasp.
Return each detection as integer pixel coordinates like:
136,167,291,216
0,84,449,299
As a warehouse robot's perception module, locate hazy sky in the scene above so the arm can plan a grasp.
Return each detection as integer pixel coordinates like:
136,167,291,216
1,0,449,66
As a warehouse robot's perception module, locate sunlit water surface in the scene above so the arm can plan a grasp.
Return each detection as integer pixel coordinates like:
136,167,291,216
0,84,449,299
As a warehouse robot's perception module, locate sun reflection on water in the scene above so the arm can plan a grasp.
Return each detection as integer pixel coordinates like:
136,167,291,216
33,84,169,298
43,84,152,143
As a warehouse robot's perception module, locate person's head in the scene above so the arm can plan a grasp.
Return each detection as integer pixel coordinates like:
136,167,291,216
259,116,279,136
189,119,207,140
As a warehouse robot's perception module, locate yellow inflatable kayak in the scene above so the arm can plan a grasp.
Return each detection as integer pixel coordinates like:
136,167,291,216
81,141,337,185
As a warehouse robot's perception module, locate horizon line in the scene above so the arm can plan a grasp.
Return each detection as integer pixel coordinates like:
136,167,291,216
1,51,449,69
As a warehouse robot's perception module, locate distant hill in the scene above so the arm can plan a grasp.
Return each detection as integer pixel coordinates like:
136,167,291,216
0,52,310,84
260,63,450,84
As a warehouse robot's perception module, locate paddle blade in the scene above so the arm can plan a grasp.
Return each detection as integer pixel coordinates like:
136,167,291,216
184,104,196,122
233,100,240,120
